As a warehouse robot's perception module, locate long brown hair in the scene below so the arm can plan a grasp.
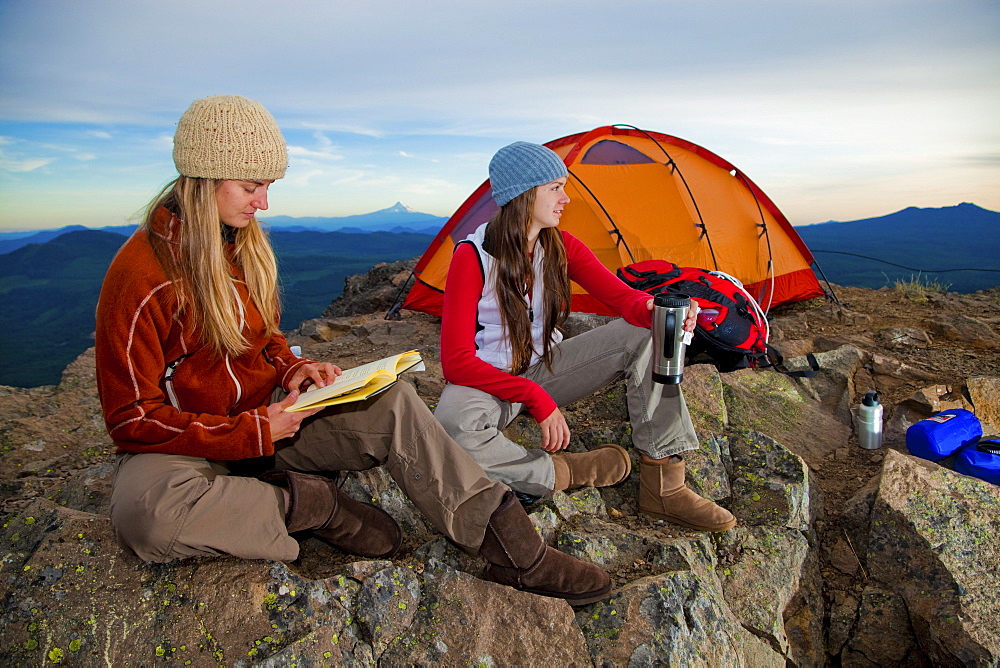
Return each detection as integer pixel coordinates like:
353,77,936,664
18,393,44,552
141,176,281,358
483,187,571,374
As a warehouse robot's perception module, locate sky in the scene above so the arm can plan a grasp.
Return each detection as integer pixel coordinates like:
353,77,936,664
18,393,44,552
1,0,998,232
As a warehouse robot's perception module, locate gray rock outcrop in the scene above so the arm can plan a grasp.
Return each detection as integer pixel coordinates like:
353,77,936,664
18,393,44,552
841,449,1000,666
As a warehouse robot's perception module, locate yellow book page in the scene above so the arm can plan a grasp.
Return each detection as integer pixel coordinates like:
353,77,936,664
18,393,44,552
294,374,398,409
287,350,423,411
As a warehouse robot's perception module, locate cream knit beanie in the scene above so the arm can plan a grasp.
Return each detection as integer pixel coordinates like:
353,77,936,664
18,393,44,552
172,95,288,180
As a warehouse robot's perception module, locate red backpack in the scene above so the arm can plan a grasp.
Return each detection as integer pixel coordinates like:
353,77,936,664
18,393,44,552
617,260,807,373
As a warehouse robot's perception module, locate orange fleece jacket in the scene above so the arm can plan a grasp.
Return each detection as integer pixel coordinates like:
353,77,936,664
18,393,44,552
95,207,309,460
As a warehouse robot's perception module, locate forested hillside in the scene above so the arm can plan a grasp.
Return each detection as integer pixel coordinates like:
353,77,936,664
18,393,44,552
0,229,433,387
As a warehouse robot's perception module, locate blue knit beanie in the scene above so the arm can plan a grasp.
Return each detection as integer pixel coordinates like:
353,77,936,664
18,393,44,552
489,141,569,207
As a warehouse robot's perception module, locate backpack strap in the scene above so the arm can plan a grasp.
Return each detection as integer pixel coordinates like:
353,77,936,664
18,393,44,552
616,261,682,292
765,346,820,378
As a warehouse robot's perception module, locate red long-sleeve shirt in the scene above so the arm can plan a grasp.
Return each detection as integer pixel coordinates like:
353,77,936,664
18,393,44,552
440,230,652,423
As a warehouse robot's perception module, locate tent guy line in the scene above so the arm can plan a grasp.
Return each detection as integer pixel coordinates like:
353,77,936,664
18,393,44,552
810,250,1000,274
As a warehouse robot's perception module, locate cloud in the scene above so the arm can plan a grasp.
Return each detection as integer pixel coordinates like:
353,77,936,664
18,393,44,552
286,131,345,162
0,137,55,172
0,150,54,172
329,170,401,189
398,177,457,196
1,0,998,229
281,167,342,189
957,153,1000,166
287,145,345,161
298,122,386,138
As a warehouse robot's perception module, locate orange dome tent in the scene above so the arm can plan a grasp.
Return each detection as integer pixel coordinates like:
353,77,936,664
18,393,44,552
395,125,825,318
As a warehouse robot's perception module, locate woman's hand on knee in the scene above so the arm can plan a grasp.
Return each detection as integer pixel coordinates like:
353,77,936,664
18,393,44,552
539,409,571,452
267,391,323,442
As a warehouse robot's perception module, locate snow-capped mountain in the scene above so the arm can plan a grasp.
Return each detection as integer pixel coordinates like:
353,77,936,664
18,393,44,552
261,202,446,233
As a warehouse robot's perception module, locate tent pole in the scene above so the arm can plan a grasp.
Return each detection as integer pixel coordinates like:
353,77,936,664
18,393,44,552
385,271,417,320
811,260,842,305
568,168,637,264
743,173,777,314
618,124,720,270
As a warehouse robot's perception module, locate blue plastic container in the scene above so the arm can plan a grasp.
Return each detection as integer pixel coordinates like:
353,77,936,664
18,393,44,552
954,439,1000,485
906,409,982,462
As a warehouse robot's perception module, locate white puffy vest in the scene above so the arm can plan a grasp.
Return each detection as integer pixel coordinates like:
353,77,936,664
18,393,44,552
461,223,563,371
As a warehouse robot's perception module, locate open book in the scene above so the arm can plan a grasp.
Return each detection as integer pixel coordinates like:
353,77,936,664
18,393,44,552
287,350,425,412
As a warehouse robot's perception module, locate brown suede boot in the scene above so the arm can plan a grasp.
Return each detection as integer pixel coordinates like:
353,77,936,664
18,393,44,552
479,491,611,606
639,455,736,532
260,469,402,558
550,444,632,491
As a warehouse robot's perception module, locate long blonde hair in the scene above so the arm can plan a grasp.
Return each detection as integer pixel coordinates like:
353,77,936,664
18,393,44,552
142,176,281,358
483,187,570,374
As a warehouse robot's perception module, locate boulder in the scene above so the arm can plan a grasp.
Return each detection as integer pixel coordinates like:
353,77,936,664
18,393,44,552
576,572,783,667
323,259,417,318
842,587,922,666
925,314,1000,349
847,449,1000,665
967,375,1000,435
720,365,851,470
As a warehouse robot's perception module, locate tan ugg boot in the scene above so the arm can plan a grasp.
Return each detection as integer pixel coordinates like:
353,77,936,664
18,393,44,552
638,455,736,532
550,444,632,491
479,491,611,606
260,469,402,558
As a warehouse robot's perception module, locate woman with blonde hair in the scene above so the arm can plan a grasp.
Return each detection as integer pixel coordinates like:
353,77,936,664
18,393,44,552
95,97,611,605
435,141,735,532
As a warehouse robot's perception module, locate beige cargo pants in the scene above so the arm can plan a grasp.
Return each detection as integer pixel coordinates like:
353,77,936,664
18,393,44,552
110,382,508,563
434,318,699,497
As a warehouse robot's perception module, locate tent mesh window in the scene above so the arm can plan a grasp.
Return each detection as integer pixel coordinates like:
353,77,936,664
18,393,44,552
580,140,655,165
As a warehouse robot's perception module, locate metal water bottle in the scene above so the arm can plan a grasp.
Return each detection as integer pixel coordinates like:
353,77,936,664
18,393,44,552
858,391,883,450
652,293,691,385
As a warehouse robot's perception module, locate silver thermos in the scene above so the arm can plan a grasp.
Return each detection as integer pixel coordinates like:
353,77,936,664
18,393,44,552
652,293,691,385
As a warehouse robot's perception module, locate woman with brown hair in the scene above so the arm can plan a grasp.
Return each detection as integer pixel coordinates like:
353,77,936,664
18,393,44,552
95,97,611,605
436,141,735,532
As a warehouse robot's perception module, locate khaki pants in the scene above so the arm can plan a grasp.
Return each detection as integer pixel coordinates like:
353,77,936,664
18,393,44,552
434,319,698,497
110,382,508,563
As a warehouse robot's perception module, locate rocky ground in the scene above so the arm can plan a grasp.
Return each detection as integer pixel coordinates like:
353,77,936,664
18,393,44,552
293,275,1000,605
1,267,999,664
764,282,1000,640
3,278,999,555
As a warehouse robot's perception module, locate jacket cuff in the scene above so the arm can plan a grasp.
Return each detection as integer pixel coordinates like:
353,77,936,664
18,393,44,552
257,405,278,457
528,398,559,424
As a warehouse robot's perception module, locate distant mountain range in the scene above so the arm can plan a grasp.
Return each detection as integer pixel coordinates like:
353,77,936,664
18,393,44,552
795,203,1000,294
0,224,136,255
0,202,447,255
0,207,439,387
1,202,997,388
